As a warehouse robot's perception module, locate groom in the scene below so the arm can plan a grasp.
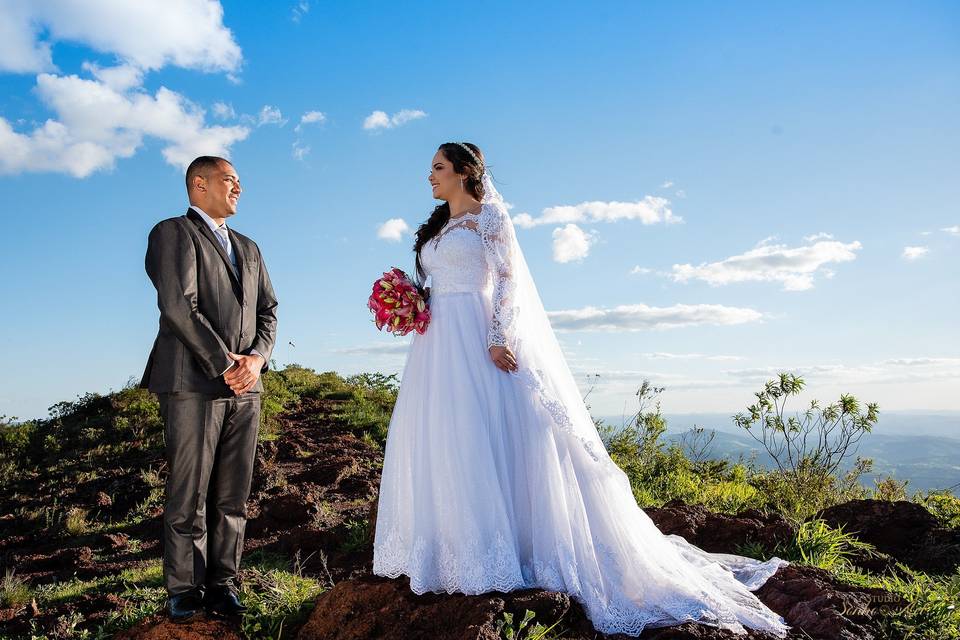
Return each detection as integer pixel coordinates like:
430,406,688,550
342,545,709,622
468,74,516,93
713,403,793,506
140,155,278,621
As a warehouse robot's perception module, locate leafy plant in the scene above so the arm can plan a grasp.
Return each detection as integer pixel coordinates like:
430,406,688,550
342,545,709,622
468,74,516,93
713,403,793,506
915,490,960,529
780,519,876,571
495,609,563,640
340,518,371,554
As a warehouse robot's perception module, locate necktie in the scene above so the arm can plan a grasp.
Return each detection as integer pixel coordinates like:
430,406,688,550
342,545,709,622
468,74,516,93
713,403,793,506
215,226,229,252
215,226,236,270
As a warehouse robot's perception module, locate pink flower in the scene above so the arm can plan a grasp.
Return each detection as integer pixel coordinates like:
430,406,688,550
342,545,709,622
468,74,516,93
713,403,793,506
368,267,431,336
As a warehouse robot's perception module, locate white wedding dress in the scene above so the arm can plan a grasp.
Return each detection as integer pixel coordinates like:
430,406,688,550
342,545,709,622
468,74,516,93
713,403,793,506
373,176,790,637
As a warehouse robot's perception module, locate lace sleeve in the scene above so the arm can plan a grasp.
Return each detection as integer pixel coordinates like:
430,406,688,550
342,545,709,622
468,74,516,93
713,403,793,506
479,203,518,349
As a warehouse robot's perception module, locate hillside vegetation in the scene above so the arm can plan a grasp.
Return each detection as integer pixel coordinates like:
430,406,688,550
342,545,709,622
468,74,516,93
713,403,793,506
0,367,958,639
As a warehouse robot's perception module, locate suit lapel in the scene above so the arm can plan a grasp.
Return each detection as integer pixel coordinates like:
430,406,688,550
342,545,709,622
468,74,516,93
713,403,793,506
186,208,242,290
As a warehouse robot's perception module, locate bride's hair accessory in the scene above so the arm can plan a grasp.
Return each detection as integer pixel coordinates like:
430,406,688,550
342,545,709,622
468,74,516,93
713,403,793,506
454,142,484,171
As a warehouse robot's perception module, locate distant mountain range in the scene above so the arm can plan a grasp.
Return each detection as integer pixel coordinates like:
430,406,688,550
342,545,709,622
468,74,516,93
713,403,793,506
598,411,960,493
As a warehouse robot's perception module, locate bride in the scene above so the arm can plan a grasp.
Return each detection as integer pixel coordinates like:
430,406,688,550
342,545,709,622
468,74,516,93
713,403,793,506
372,142,790,637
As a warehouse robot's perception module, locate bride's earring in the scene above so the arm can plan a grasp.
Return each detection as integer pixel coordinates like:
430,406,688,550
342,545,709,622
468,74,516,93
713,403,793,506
460,177,464,191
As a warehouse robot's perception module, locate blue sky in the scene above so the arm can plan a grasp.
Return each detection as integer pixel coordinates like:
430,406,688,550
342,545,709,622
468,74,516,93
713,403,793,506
0,1,957,421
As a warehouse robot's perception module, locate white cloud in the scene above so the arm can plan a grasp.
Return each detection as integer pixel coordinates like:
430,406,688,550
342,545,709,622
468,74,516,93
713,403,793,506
723,357,960,386
295,110,326,132
580,356,960,397
513,196,680,229
0,1,247,176
80,61,143,91
292,140,310,161
552,224,596,263
670,237,862,291
335,342,410,355
630,266,653,275
803,231,834,242
0,73,249,176
377,218,411,242
212,101,236,120
0,1,242,74
291,1,310,23
660,181,674,189
882,357,960,366
639,352,745,362
256,105,286,127
674,189,686,199
942,225,960,237
902,246,929,260
363,109,427,131
547,303,765,332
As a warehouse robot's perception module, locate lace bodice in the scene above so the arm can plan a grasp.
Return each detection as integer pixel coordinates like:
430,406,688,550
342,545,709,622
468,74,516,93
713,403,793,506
420,212,490,295
420,206,516,348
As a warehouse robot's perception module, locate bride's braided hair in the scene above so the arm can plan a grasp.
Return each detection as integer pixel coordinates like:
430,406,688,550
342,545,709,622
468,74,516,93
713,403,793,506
414,142,486,283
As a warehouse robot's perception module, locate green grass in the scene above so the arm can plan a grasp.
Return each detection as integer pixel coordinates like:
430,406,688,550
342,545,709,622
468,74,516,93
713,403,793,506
831,564,960,640
783,519,878,571
21,554,326,640
63,508,90,536
0,569,33,609
239,551,326,640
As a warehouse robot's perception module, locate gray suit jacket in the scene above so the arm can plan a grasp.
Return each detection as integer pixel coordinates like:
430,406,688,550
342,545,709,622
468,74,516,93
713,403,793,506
140,208,278,395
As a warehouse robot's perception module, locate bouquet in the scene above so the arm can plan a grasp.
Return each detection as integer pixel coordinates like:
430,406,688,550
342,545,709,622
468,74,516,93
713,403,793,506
368,267,431,336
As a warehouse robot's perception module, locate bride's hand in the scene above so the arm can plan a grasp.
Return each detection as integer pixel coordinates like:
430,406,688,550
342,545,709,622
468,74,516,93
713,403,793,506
489,345,518,372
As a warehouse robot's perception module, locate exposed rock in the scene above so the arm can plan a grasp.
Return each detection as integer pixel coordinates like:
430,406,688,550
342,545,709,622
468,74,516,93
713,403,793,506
754,564,901,640
815,499,960,574
105,532,130,550
256,489,317,530
114,614,242,640
295,575,599,640
643,502,795,554
295,564,901,640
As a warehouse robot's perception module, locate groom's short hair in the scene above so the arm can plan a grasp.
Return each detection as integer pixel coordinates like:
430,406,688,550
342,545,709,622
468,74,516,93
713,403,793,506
185,156,233,192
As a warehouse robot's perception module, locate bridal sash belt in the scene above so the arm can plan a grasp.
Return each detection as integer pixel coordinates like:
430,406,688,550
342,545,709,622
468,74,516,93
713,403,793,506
430,280,494,295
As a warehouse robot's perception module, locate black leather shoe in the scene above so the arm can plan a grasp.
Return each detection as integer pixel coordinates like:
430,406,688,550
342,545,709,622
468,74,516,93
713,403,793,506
204,583,247,617
167,588,205,622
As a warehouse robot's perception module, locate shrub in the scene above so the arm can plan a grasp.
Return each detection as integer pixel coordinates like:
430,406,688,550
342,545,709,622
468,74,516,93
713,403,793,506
600,382,766,513
873,476,910,502
733,373,878,519
915,490,960,529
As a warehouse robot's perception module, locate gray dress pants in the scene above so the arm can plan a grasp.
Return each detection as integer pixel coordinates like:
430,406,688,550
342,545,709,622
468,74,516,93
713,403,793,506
159,391,260,595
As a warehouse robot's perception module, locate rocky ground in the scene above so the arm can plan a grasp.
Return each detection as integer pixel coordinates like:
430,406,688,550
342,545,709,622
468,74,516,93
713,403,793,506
2,393,957,639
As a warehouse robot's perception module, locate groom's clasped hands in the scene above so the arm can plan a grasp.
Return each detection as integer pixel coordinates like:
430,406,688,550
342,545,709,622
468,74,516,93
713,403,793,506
223,351,265,395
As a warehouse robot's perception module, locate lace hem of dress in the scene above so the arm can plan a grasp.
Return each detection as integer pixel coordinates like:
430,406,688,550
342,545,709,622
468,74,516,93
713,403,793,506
373,524,789,637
